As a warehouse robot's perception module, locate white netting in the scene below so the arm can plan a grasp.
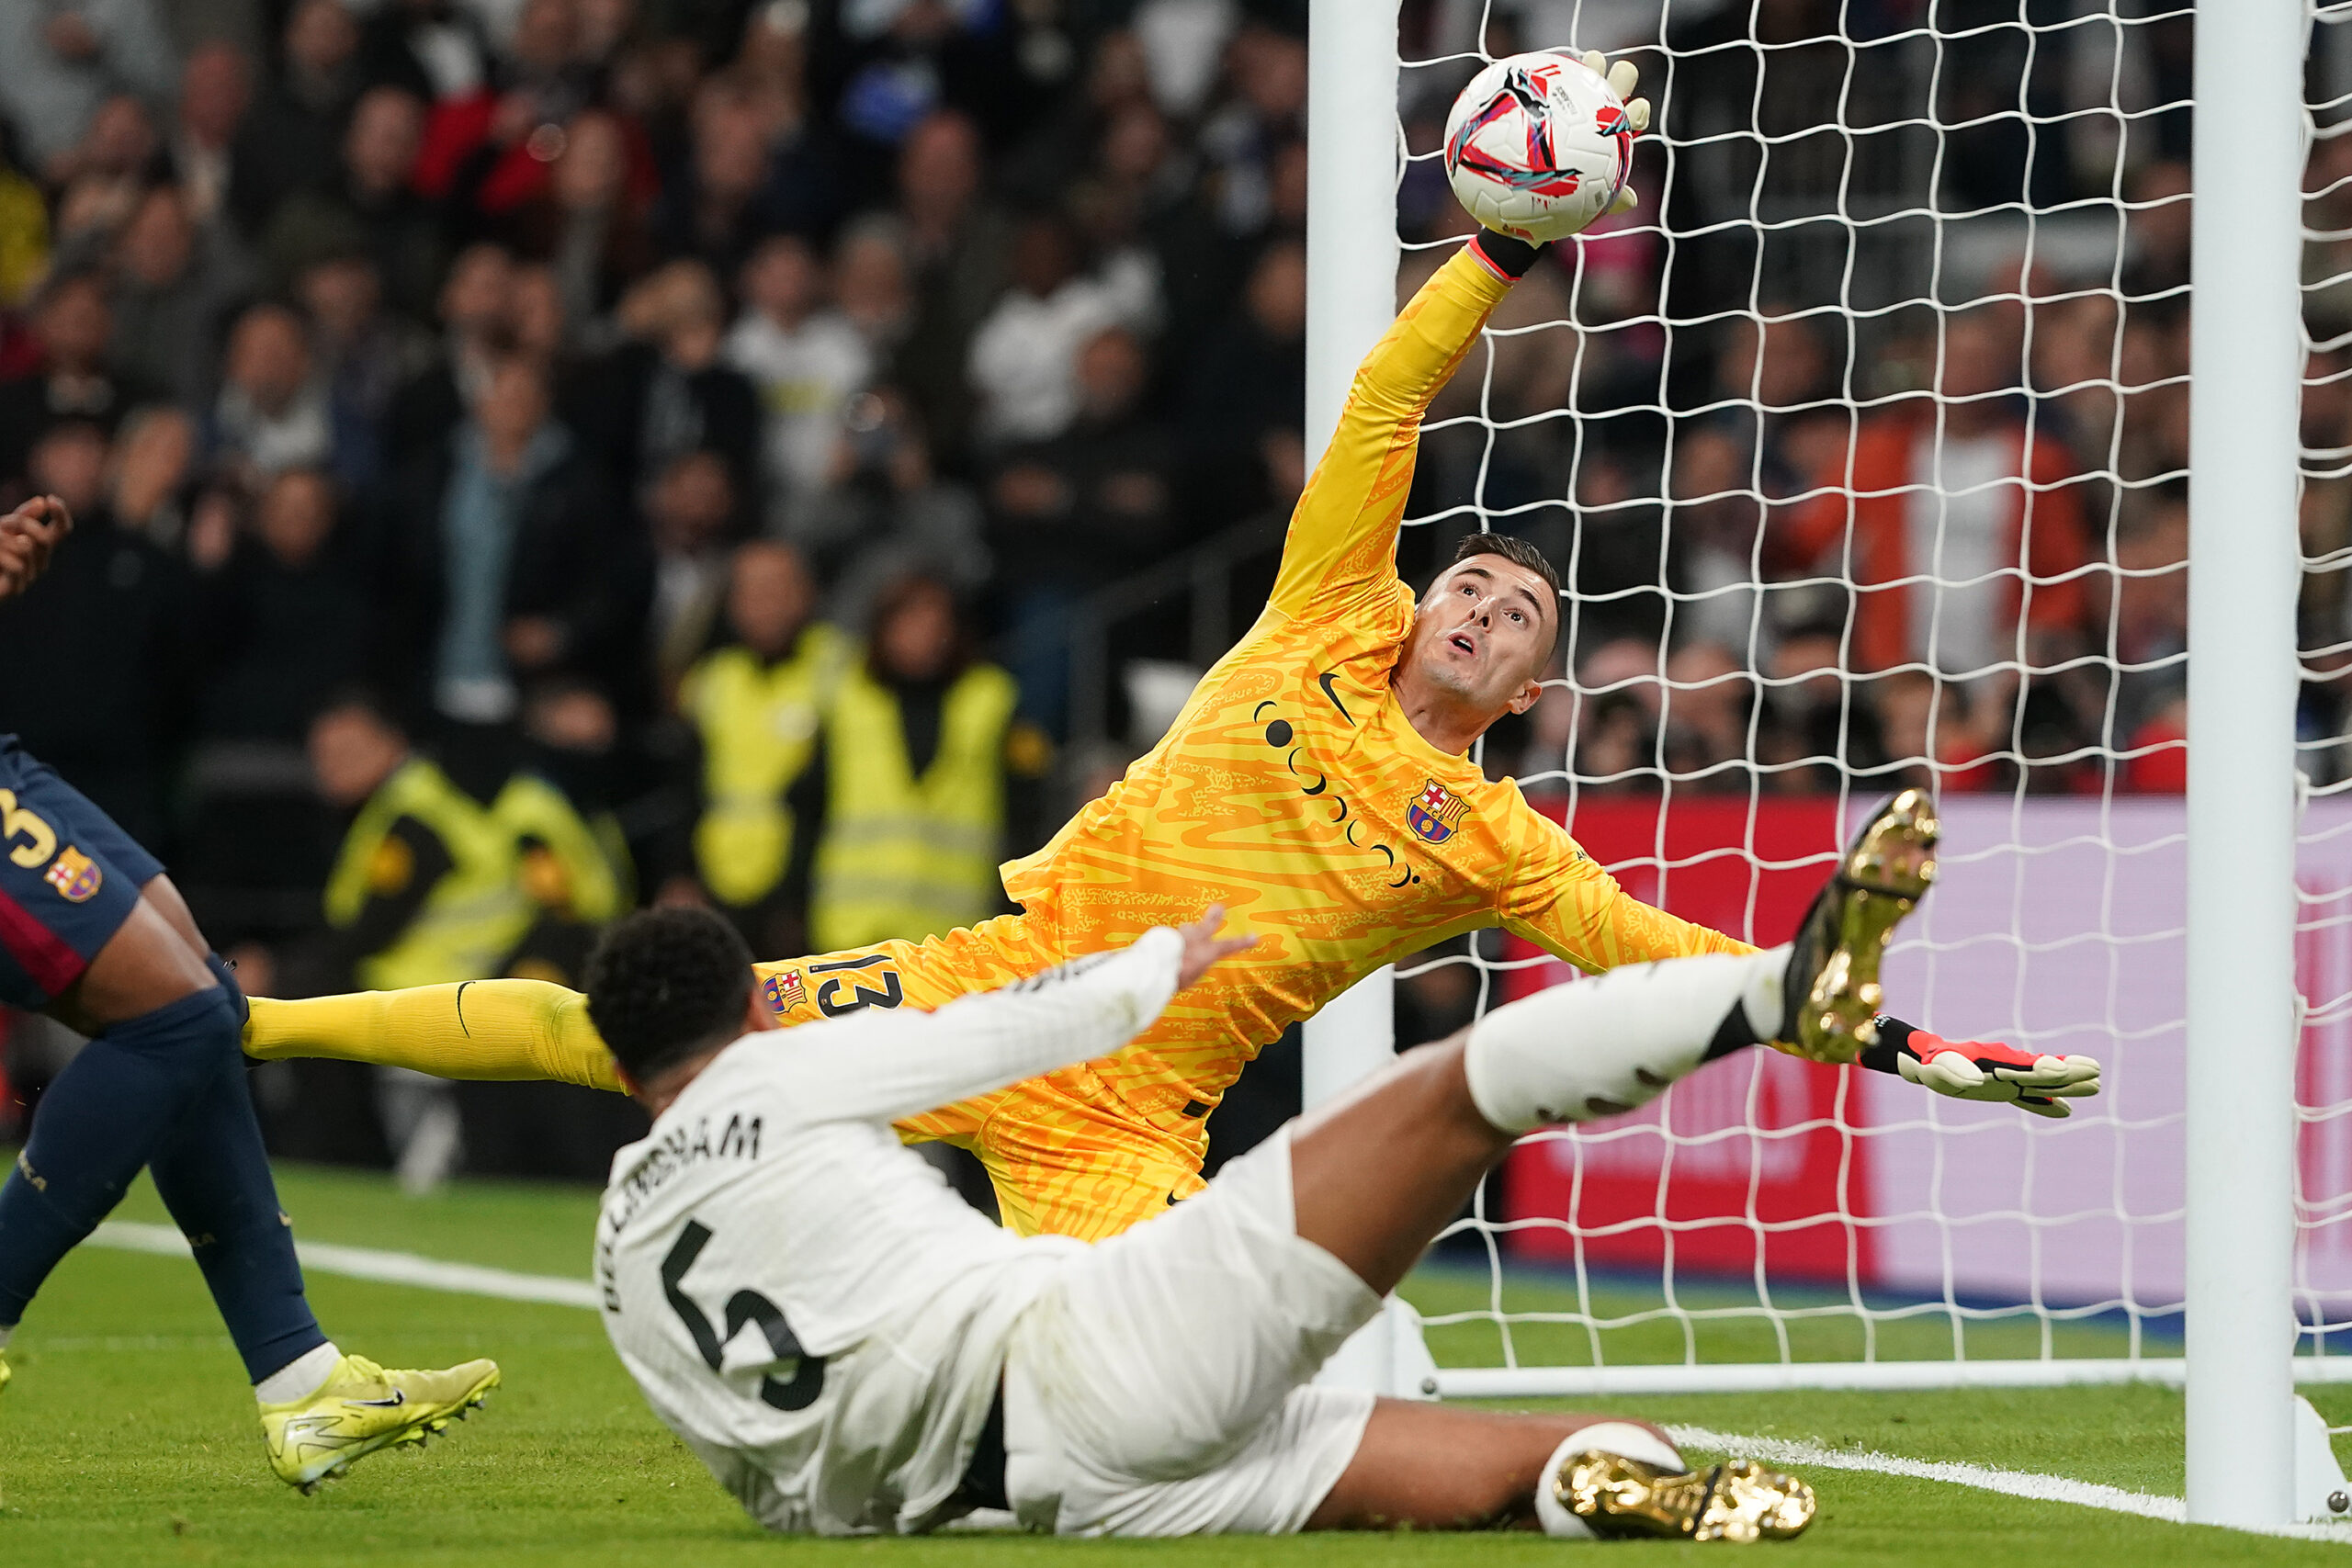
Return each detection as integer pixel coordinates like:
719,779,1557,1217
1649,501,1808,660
2299,0,2352,1361
1382,1,2232,1382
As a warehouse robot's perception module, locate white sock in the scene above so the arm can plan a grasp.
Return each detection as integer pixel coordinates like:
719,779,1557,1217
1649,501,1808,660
1532,1422,1689,1540
254,1341,343,1404
1462,948,1786,1134
0,1322,15,1353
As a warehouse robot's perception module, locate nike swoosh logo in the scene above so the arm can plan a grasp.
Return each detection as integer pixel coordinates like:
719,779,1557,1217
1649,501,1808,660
345,1391,406,1408
1316,672,1353,726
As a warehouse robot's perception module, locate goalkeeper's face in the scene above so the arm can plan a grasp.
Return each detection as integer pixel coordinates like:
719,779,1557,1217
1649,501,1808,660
1405,556,1555,724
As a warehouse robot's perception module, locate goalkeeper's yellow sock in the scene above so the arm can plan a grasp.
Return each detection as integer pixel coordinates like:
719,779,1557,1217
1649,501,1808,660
242,982,625,1093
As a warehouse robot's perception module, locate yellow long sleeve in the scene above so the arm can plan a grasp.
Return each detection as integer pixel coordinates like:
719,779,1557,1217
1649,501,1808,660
243,980,625,1093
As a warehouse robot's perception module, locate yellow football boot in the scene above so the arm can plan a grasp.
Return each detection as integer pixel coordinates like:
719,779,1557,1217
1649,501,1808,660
1555,1448,1817,1542
260,1352,500,1493
1780,787,1939,1064
0,1350,11,1397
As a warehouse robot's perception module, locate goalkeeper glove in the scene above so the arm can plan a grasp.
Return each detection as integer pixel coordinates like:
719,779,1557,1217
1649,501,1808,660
1860,1016,2101,1119
1583,51,1651,216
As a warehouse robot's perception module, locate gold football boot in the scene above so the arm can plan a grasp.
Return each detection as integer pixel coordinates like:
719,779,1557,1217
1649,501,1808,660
1555,1449,1817,1542
1779,787,1939,1064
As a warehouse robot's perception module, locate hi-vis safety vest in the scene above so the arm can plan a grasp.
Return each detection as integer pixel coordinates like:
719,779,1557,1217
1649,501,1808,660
324,758,530,991
683,626,849,908
494,771,628,925
810,660,1016,953
323,760,622,990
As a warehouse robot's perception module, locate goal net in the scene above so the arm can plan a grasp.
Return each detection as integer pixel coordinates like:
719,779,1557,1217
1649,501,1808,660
1338,0,2346,1395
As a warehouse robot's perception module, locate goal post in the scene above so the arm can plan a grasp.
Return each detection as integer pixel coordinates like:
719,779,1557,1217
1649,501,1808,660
2183,0,2306,1530
1300,0,1429,1400
1299,0,1403,1134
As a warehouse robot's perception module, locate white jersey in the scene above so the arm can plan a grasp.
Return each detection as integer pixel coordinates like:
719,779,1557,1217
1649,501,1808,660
594,931,1184,1536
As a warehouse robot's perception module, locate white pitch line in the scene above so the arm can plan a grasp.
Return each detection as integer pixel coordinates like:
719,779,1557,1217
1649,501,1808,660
89,1220,603,1310
1668,1424,2352,1544
80,1222,2352,1542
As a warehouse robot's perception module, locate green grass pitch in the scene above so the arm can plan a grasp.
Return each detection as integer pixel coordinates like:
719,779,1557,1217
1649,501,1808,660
0,1161,2346,1565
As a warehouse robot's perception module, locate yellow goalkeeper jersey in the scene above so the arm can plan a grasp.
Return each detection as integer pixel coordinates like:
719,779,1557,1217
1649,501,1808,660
748,244,1748,1235
244,243,1748,1242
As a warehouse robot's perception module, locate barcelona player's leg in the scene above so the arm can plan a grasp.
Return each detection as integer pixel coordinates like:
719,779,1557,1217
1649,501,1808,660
0,500,501,1490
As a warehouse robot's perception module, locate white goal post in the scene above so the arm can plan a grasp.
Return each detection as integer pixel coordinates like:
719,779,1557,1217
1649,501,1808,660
1295,0,2338,1532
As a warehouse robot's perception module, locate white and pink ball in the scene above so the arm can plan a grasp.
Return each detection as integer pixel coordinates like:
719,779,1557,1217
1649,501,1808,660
1443,50,1638,243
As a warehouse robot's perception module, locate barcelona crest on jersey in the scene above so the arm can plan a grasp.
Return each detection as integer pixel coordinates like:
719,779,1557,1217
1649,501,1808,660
1407,780,1469,844
763,968,808,1013
42,846,101,903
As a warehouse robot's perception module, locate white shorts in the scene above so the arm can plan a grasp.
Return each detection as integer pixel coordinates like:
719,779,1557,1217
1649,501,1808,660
1001,1125,1383,1537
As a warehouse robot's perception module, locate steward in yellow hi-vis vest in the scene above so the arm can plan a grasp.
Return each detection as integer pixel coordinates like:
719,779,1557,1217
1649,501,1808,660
324,756,532,991
810,651,1016,953
682,624,847,909
248,237,1756,1240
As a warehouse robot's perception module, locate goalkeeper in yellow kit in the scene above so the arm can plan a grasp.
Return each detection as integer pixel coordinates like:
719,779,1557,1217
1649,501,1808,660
247,122,2099,1239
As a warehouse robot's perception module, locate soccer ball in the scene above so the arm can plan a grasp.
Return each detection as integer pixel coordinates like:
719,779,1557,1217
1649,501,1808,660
1443,51,1637,243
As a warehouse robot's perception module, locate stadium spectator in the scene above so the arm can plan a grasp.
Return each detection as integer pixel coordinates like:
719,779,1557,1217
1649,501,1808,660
1776,308,2094,680
783,385,989,631
808,573,1018,953
299,252,412,494
1182,237,1306,526
643,447,740,693
0,270,136,490
0,0,176,180
828,212,916,365
0,420,189,844
725,232,872,509
572,258,759,508
676,539,842,955
388,241,514,468
211,304,336,490
967,212,1147,452
414,0,600,226
102,183,254,411
357,0,492,105
496,107,655,329
107,403,197,547
172,41,251,231
380,354,644,728
891,108,1012,465
260,85,444,322
650,67,815,283
987,324,1179,734
231,0,366,237
190,468,369,745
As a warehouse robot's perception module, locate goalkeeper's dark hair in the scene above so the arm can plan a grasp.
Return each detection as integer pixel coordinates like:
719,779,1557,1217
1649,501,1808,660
1450,531,1562,601
585,908,756,1082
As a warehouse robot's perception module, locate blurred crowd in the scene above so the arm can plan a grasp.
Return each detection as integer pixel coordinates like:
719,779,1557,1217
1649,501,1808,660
0,0,2284,1175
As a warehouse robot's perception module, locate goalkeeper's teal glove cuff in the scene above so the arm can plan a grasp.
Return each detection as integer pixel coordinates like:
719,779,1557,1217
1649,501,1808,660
1470,231,1547,280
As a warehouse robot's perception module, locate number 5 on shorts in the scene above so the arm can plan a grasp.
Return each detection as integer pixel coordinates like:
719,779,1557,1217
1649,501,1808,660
0,789,56,868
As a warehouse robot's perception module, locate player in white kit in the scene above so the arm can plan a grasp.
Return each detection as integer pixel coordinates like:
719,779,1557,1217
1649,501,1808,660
592,795,1941,1540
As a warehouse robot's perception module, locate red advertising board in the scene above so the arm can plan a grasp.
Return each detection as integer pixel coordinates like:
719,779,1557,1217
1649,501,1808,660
1498,795,1875,1283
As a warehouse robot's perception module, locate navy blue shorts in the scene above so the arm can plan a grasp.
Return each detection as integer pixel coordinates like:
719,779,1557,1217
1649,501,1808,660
0,736,162,1011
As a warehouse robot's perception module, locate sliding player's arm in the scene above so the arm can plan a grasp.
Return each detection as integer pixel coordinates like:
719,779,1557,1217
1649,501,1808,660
1266,234,1537,624
786,928,1186,1126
